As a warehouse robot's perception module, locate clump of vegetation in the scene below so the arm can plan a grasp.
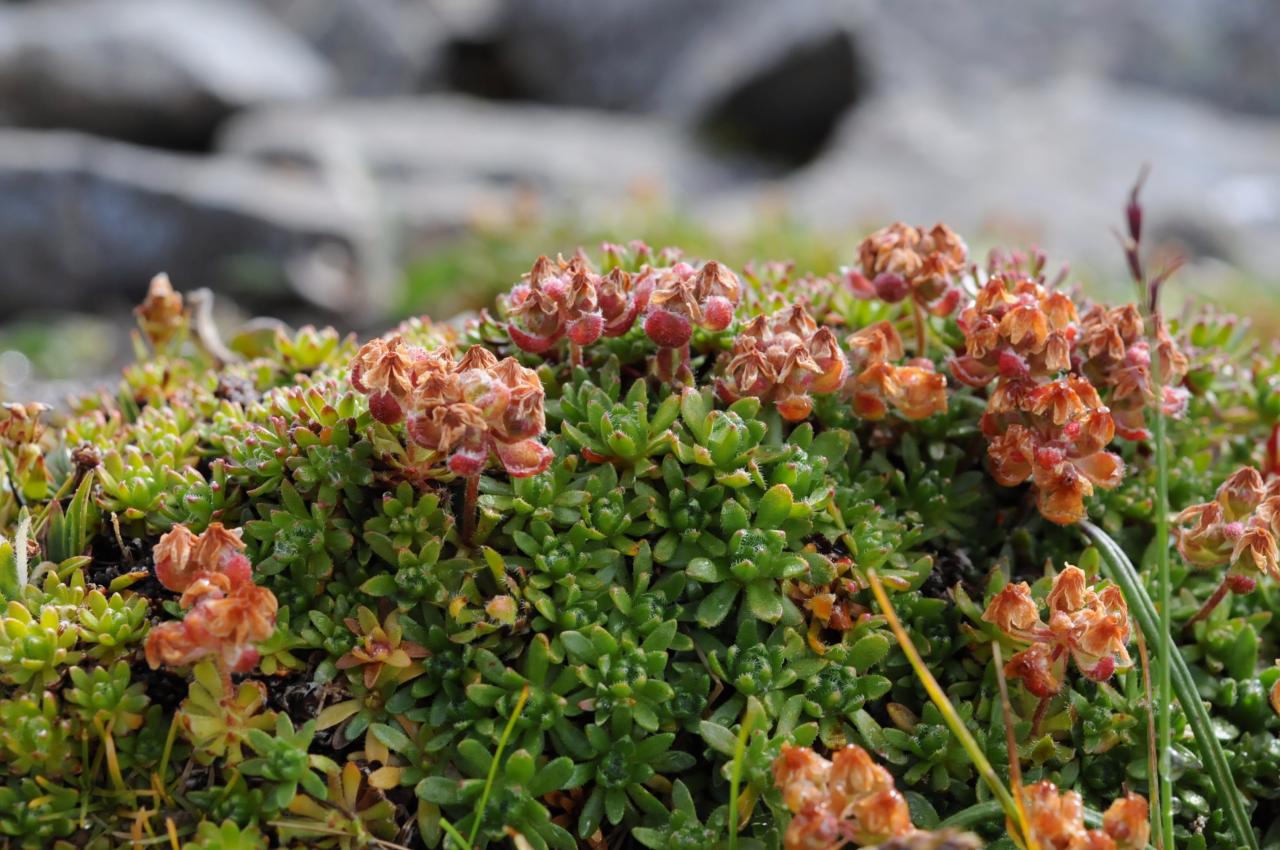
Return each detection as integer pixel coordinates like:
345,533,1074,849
1,187,1277,850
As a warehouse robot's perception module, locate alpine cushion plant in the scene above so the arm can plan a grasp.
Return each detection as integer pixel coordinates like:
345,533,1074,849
1,192,1278,850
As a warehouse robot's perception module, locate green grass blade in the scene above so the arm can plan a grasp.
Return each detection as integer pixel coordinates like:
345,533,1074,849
440,814,471,850
727,698,759,850
1083,521,1258,850
468,683,530,848
1150,331,1176,850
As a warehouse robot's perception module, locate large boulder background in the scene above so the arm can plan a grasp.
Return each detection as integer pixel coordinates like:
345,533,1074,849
0,0,1275,335
0,0,334,148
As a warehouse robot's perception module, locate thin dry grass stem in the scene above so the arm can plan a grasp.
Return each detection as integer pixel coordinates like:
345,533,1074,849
992,643,1036,850
867,569,1032,848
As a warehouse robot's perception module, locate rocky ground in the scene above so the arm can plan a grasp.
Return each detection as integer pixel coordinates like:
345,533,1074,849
0,0,1277,390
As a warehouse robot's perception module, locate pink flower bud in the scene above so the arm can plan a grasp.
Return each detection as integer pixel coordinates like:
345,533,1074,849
872,273,910,303
368,391,404,425
644,308,693,348
567,312,605,345
702,296,734,331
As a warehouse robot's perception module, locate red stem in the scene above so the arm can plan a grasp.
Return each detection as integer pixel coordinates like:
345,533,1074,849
1030,695,1052,738
1183,576,1232,632
463,474,480,545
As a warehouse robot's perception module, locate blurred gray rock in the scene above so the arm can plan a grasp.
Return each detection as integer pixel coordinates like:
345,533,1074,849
752,80,1280,281
847,0,1280,116
0,130,393,318
252,0,445,95
218,95,726,247
485,0,862,166
0,0,334,148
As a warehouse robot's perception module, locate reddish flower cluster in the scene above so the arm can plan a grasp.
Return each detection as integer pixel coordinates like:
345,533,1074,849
847,222,967,318
1176,467,1280,580
644,259,742,383
982,566,1131,701
144,523,278,676
953,276,1124,524
715,305,847,421
351,338,552,479
501,248,741,384
772,744,915,849
985,376,1123,525
951,276,1077,389
505,254,649,360
1022,782,1149,850
1077,303,1189,440
1175,467,1280,627
846,322,948,422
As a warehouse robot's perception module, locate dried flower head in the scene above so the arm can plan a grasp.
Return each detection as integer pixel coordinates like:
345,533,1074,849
0,402,49,448
716,304,848,421
153,522,247,597
1077,304,1189,440
350,335,423,425
135,273,186,347
983,375,1123,525
951,275,1077,388
845,323,948,422
643,259,741,383
145,524,277,676
404,345,552,479
1022,782,1148,850
982,566,1131,699
1175,466,1280,581
506,254,649,357
773,744,915,848
350,339,554,480
849,222,967,317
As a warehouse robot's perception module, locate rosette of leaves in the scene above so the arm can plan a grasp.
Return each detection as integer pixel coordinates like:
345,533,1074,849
560,620,679,734
0,778,79,847
244,480,355,589
178,660,276,765
362,481,458,601
76,588,148,661
463,634,580,756
632,779,727,850
558,368,680,471
183,820,269,850
240,716,337,812
276,760,399,848
571,729,695,838
0,600,81,687
64,662,149,737
687,518,809,628
0,691,77,777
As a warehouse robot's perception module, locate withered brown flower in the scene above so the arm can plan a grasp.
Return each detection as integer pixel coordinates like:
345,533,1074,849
850,222,967,318
1021,781,1148,850
716,305,848,421
145,524,277,679
773,744,916,849
1077,303,1189,440
135,273,186,347
982,567,1131,705
846,322,948,422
